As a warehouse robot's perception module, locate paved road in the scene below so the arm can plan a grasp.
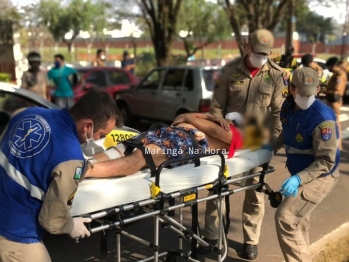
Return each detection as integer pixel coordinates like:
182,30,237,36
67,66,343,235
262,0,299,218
44,104,349,262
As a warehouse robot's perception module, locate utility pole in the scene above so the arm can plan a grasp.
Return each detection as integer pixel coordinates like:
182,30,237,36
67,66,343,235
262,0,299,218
341,0,349,60
286,0,295,53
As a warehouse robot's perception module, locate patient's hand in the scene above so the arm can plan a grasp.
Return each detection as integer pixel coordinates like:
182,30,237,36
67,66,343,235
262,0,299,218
195,131,206,141
208,115,230,132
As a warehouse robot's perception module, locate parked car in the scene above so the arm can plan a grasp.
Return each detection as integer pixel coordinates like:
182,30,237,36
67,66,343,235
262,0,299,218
73,67,139,103
115,66,221,126
0,83,139,144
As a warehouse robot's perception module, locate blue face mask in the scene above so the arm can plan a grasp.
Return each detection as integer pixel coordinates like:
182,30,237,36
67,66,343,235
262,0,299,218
54,61,61,68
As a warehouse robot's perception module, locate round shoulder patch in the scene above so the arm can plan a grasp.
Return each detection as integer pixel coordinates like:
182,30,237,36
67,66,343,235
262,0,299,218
8,114,51,158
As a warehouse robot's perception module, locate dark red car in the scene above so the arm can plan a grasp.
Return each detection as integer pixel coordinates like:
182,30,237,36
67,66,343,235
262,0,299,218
73,67,139,103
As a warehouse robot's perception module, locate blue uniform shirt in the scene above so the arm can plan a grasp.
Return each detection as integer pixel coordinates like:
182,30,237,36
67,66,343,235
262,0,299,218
48,65,77,97
0,108,84,243
280,99,340,178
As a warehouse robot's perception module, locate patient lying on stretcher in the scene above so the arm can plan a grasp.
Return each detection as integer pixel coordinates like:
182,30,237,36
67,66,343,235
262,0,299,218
84,113,264,179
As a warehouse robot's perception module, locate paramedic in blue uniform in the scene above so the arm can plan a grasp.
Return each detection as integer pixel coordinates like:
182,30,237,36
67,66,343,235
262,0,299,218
0,90,121,262
267,67,340,262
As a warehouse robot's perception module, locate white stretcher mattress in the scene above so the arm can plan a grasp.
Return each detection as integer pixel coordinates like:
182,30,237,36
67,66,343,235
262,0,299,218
70,149,272,216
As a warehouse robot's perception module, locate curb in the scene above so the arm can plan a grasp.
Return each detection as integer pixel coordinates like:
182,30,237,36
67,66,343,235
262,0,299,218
310,222,349,262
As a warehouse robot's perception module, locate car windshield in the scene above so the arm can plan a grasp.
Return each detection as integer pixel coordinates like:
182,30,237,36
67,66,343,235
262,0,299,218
202,69,221,91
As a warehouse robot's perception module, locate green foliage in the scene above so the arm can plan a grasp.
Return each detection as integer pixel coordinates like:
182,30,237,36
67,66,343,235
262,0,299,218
0,0,21,29
0,73,10,82
135,52,156,77
177,0,231,58
39,0,108,49
278,0,333,43
296,12,334,42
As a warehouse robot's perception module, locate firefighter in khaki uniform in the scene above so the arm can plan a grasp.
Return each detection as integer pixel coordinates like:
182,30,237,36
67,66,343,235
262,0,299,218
324,57,347,150
198,29,286,260
265,67,340,262
0,91,121,262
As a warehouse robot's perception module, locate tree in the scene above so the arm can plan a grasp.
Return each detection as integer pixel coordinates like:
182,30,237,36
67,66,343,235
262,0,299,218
296,12,334,42
138,0,182,66
39,0,108,53
218,0,289,55
278,1,334,43
177,0,231,59
0,0,21,21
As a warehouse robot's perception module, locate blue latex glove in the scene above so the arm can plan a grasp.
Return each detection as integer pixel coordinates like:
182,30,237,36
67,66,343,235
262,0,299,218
280,175,301,197
261,144,274,152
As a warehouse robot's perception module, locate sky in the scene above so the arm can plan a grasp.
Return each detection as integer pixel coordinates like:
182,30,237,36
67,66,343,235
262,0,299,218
12,0,347,24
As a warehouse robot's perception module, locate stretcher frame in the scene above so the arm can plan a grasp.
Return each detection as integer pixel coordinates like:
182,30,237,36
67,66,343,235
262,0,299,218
75,152,275,262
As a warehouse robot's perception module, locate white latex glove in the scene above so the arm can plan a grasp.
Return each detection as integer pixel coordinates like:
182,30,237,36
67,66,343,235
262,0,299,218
68,217,92,239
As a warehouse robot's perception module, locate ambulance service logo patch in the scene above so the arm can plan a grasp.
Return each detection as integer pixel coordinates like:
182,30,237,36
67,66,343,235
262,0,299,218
282,87,288,98
296,133,303,143
9,115,51,158
321,128,332,141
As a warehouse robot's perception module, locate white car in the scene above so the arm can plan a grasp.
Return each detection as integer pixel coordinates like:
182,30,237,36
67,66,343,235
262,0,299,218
0,83,140,152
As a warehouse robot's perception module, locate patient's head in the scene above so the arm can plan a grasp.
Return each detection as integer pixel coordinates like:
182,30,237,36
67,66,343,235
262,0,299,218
225,112,265,149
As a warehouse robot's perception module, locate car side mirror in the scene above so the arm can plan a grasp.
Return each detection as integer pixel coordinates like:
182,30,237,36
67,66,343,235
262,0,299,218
84,83,95,90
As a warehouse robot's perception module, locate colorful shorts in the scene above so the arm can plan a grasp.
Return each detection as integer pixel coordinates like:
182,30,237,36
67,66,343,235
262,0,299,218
134,126,209,165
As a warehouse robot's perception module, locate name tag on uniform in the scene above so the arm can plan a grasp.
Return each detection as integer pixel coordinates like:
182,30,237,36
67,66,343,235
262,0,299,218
230,80,244,84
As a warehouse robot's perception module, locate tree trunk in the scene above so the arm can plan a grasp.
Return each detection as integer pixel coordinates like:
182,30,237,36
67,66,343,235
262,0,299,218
66,41,72,53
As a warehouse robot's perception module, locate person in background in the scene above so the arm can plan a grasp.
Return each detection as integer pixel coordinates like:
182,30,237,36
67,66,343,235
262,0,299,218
199,29,286,260
92,49,106,67
21,51,50,100
300,54,315,67
278,47,298,71
0,90,121,262
264,67,340,262
121,50,136,75
47,54,78,109
324,56,347,150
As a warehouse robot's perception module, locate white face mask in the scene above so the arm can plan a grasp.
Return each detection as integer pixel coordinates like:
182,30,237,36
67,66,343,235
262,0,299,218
81,124,105,156
249,53,268,68
294,94,316,110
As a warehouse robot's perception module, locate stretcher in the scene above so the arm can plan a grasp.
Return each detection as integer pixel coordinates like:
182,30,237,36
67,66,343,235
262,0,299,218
71,149,272,217
72,146,276,262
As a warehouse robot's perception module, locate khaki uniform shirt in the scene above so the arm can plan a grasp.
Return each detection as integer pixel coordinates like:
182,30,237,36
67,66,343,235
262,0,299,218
21,70,49,99
210,57,286,139
326,70,347,96
39,160,87,234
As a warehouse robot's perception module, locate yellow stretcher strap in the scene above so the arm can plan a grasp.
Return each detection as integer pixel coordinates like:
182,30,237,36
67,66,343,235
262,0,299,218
224,164,229,178
150,182,161,199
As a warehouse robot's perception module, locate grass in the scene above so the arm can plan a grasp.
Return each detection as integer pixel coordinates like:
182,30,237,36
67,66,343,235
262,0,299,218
29,46,340,65
33,46,241,63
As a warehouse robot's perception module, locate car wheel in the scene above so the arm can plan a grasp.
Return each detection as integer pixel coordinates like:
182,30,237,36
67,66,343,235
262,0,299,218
118,104,132,126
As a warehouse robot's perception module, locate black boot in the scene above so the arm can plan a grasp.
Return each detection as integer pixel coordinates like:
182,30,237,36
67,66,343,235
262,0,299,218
197,238,218,255
244,243,258,260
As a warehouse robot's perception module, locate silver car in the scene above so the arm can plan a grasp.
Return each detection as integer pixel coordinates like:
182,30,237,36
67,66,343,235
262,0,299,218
115,66,221,126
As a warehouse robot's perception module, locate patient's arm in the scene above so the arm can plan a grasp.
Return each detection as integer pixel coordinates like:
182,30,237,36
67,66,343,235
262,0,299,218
84,144,168,178
173,113,230,131
173,115,232,144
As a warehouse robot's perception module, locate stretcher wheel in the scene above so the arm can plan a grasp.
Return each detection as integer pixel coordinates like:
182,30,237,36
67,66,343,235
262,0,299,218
269,191,283,208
